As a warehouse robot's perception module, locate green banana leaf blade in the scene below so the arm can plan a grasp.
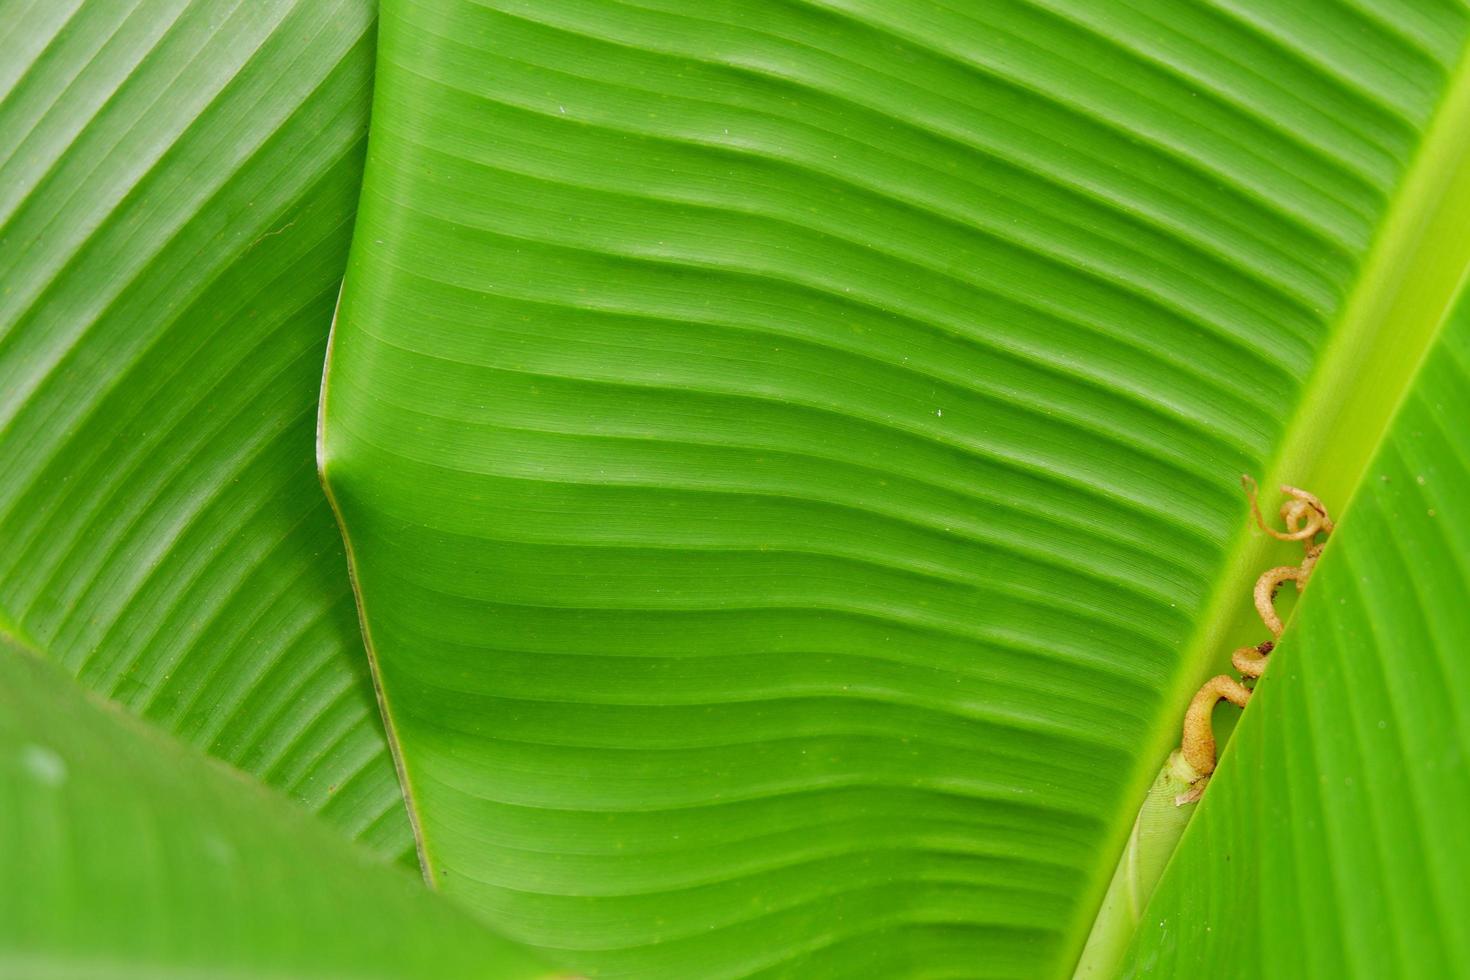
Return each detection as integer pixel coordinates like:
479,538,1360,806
321,1,1470,974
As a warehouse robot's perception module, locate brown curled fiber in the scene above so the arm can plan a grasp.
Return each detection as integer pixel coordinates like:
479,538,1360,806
1231,640,1274,679
1174,479,1334,806
1242,475,1333,545
1181,675,1253,776
1254,565,1302,638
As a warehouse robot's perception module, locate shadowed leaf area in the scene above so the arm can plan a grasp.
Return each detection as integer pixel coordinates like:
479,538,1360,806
0,0,411,860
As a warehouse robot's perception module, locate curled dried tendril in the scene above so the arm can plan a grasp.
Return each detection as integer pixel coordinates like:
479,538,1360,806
1173,477,1333,806
1230,640,1273,679
1253,565,1302,638
1243,475,1334,543
1172,667,1252,804
1181,675,1252,772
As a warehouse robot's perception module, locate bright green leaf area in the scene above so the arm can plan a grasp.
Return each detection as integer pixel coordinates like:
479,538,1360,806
1121,280,1470,977
0,640,555,979
321,0,1470,975
0,0,411,860
1079,36,1470,978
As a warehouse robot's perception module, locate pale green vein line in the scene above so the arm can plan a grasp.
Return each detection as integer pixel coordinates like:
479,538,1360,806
1070,32,1470,977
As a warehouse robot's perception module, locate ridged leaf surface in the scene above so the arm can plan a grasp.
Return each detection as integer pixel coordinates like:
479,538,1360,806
321,1,1470,975
0,0,410,858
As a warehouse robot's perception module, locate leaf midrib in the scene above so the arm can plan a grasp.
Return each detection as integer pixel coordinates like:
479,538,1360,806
1071,40,1470,975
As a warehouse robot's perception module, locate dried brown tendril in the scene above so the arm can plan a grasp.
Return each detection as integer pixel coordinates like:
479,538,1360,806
1180,675,1253,776
1254,564,1303,638
1243,475,1334,544
1298,541,1326,582
1230,640,1274,679
1174,477,1334,805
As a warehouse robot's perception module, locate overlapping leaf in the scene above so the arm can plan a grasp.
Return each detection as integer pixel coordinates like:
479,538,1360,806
0,0,409,858
0,639,553,979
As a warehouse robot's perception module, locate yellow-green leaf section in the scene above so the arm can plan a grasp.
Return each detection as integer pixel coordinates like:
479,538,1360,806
1121,273,1470,978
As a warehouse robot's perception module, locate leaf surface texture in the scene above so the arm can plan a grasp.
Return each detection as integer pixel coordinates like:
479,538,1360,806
323,0,1470,974
0,0,410,858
